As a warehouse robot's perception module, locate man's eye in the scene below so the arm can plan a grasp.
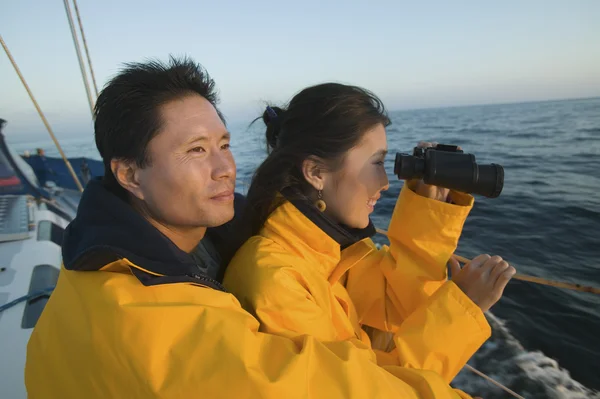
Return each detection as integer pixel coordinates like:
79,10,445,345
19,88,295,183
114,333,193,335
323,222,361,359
221,143,231,150
190,147,205,153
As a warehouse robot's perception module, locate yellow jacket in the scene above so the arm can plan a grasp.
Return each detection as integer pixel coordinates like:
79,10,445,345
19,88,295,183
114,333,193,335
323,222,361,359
224,184,491,388
25,180,481,398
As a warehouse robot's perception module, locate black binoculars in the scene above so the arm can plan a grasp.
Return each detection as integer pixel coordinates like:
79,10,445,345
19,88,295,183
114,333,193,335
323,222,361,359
394,144,504,198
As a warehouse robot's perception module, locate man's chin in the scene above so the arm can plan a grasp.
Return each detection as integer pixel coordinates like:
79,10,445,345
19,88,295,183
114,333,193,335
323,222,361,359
204,207,235,228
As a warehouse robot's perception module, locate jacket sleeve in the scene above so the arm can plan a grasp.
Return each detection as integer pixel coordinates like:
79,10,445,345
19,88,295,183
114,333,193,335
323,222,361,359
127,292,471,399
26,270,470,399
345,182,491,382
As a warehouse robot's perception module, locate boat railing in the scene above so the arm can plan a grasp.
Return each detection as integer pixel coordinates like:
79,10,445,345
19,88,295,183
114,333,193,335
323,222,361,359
375,228,600,295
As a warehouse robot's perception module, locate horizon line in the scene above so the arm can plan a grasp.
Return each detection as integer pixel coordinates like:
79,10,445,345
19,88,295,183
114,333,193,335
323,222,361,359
5,94,599,139
387,95,600,114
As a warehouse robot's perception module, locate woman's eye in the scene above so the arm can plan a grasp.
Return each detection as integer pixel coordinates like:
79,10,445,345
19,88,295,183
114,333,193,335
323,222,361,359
375,160,385,166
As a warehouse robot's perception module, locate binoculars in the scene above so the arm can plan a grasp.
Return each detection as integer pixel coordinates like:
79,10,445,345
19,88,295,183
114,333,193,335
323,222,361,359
394,144,504,198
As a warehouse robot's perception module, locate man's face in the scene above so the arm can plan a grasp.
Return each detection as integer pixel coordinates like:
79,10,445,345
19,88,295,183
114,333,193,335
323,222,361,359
135,94,236,229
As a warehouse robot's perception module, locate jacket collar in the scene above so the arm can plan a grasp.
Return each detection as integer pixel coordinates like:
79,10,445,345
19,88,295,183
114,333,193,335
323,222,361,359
262,192,375,279
62,178,224,291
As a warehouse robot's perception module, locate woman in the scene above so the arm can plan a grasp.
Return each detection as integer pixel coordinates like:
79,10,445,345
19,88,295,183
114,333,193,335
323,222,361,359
224,83,515,393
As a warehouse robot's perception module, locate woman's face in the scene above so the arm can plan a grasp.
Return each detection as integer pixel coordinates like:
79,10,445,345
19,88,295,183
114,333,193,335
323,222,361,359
322,123,389,229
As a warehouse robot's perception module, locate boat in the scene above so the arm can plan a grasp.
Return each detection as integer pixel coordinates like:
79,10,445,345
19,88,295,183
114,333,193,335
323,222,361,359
2,2,599,398
0,119,85,399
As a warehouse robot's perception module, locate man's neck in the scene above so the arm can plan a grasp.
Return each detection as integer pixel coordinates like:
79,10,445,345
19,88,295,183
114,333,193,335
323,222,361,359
146,218,207,253
126,196,206,253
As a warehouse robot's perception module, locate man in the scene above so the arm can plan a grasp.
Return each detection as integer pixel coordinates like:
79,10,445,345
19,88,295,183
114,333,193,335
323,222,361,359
25,57,474,398
80,159,91,185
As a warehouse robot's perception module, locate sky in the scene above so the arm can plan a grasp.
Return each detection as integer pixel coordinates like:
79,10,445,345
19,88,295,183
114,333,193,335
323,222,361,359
1,0,599,138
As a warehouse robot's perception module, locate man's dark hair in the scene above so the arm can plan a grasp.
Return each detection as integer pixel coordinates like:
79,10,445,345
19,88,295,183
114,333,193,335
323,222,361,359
94,56,224,194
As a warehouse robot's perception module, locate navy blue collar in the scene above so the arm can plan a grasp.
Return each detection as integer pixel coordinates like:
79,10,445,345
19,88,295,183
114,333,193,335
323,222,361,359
62,179,225,291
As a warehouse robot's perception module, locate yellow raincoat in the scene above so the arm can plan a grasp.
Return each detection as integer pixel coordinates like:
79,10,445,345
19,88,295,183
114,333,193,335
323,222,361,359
224,183,491,389
26,179,480,398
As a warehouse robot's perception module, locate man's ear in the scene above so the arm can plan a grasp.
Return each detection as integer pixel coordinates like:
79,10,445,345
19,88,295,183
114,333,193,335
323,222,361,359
110,158,144,200
301,156,326,191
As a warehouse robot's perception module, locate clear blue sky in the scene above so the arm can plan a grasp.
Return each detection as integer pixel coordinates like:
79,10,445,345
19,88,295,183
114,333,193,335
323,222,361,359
2,0,599,138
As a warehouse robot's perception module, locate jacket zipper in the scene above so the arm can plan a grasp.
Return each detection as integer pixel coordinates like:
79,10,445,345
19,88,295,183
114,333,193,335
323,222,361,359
190,273,226,291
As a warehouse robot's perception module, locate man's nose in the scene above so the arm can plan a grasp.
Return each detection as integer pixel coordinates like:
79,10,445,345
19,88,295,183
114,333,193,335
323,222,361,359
212,150,235,181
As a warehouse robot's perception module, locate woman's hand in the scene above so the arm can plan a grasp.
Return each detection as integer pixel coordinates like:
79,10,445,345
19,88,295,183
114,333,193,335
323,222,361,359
410,141,457,203
449,254,516,312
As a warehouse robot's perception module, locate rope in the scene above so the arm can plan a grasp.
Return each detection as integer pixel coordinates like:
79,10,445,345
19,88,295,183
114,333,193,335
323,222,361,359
464,364,525,399
62,0,95,116
375,228,600,295
451,254,600,295
0,287,54,313
0,35,84,193
71,0,99,97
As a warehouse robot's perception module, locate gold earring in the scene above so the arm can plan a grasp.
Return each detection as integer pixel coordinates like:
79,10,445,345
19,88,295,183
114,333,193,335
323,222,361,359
315,190,327,212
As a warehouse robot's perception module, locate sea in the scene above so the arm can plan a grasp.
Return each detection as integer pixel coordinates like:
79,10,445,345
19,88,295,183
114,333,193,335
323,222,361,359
7,97,600,398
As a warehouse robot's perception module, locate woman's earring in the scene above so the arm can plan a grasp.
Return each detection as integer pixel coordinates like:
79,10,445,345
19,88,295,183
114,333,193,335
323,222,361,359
315,190,327,212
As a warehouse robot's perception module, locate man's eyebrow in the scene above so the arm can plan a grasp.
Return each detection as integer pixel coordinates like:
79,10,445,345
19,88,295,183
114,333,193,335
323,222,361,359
185,135,208,145
184,131,230,146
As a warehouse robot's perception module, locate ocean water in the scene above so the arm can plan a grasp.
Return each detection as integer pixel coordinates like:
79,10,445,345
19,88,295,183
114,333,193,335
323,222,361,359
7,97,600,398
